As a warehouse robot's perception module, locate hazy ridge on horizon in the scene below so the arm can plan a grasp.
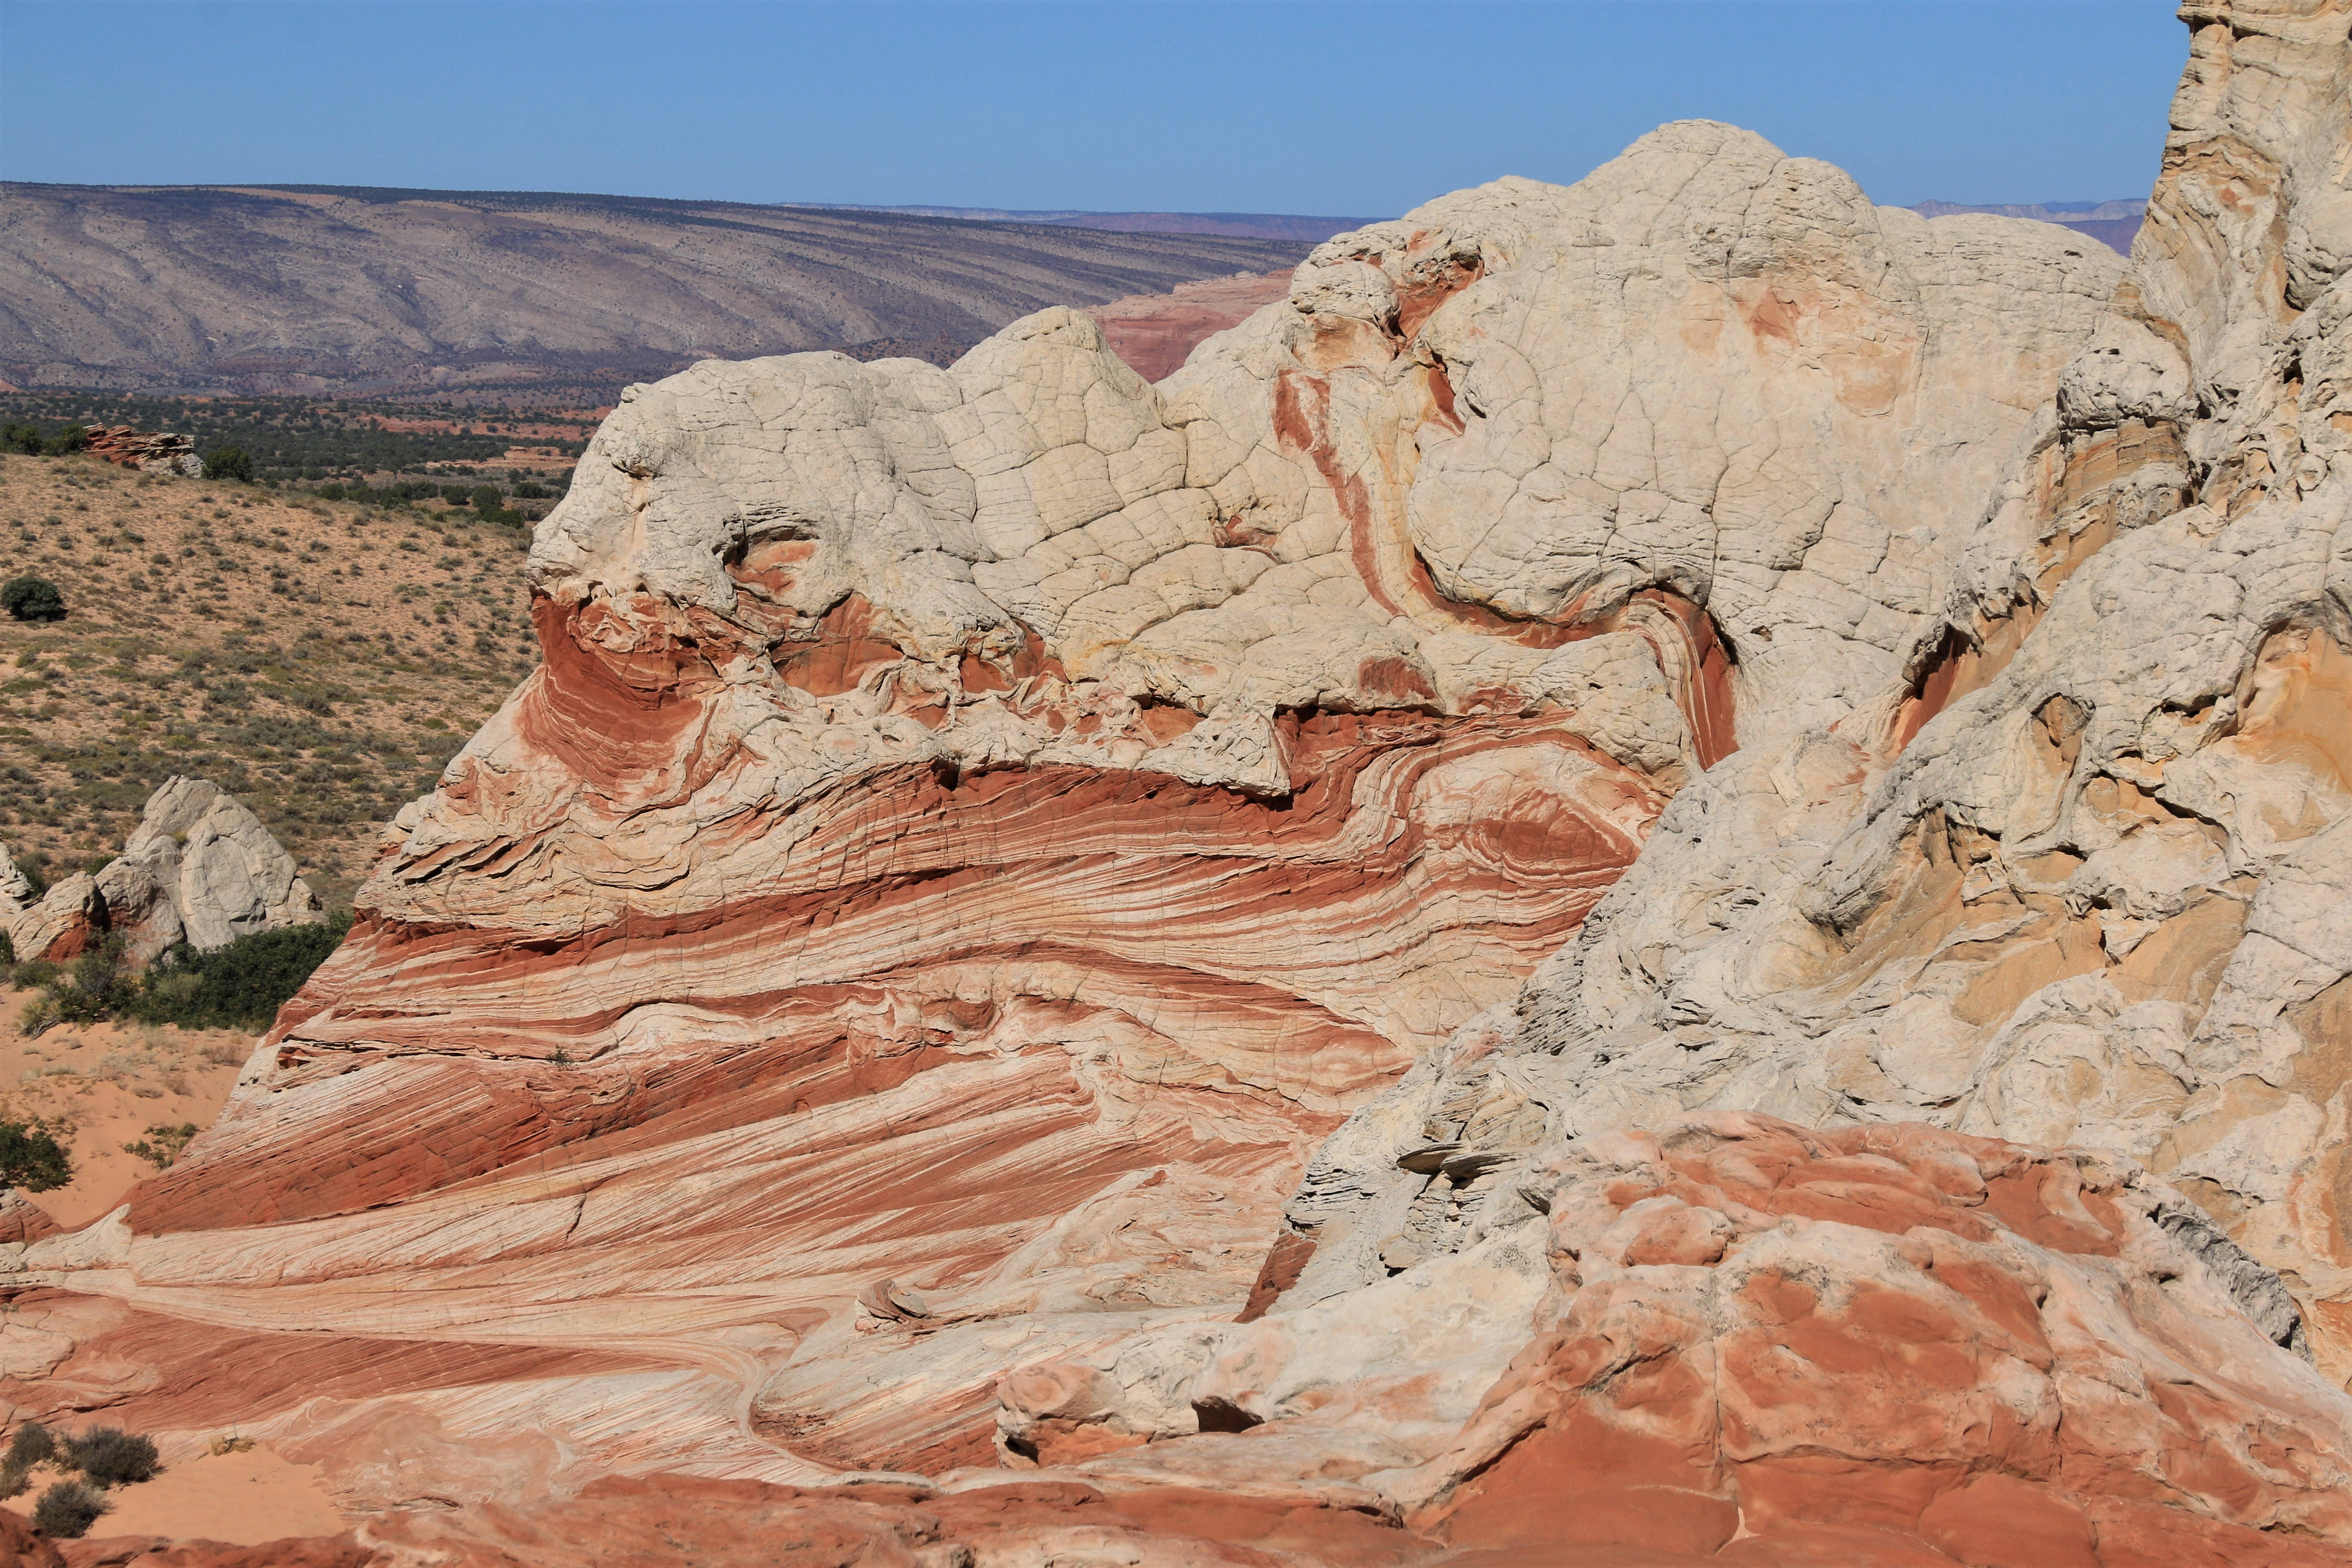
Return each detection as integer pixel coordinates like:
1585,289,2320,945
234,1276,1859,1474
0,180,2146,401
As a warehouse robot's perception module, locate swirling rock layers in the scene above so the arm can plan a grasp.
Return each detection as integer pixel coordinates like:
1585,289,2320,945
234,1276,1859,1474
24,27,2318,1559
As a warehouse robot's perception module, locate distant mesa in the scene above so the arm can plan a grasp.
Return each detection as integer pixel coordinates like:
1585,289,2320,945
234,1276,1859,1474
802,203,1380,243
0,183,1317,398
0,183,2146,401
1912,196,2147,254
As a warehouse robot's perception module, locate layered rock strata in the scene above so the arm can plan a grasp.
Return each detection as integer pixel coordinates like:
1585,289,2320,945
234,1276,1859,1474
1271,0,2352,1392
6,4,2347,1561
1084,268,1295,381
79,427,201,478
0,113,2126,1500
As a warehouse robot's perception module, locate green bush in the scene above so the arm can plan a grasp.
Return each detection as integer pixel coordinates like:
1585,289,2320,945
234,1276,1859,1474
8,1421,56,1470
0,423,89,457
61,1426,157,1486
31,1478,107,1538
202,447,254,483
0,1461,26,1500
0,1123,72,1193
133,909,353,1031
14,853,51,900
1,576,66,623
123,1122,199,1170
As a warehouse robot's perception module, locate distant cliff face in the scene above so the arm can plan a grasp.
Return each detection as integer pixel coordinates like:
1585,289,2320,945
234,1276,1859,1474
0,185,1309,395
6,5,2351,1563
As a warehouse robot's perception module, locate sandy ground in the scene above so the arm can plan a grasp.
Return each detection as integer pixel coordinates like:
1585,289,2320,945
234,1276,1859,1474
0,1446,348,1545
0,450,540,902
0,1001,347,1547
0,995,248,1228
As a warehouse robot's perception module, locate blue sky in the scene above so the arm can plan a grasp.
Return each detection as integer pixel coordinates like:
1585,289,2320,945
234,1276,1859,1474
2,2,2184,215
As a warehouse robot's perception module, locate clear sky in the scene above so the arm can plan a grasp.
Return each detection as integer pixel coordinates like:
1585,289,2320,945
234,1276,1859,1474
2,1,2184,216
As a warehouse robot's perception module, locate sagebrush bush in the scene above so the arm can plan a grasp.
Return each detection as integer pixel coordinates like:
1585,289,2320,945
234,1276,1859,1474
31,1479,108,1538
123,1122,199,1170
0,1461,26,1500
63,1426,158,1485
6,1421,55,1470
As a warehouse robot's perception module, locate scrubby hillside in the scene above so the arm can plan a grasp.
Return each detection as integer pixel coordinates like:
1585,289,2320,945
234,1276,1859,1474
0,184,1313,396
0,451,535,904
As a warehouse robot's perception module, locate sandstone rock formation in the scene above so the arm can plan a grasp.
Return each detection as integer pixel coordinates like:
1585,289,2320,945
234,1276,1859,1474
78,428,201,478
0,1191,61,1247
1086,268,1296,381
1291,0,2352,1391
1914,199,2147,257
990,1115,2352,1566
0,2,2345,1562
1,779,319,965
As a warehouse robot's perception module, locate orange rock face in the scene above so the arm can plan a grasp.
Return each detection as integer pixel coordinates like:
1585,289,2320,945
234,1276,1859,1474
1408,1117,2352,1566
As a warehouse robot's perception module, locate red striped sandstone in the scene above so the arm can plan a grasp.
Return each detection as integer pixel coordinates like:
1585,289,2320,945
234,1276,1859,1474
1086,268,1296,383
12,9,2347,1561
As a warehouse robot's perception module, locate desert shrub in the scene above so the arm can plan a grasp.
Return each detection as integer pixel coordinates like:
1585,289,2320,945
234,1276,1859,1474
2,424,88,457
31,1478,108,1538
123,1122,199,1170
202,447,254,483
0,1462,25,1500
40,936,133,1026
132,908,353,1030
10,958,60,991
0,1122,72,1193
62,1426,158,1485
8,1421,55,1469
13,854,46,900
1,576,65,623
